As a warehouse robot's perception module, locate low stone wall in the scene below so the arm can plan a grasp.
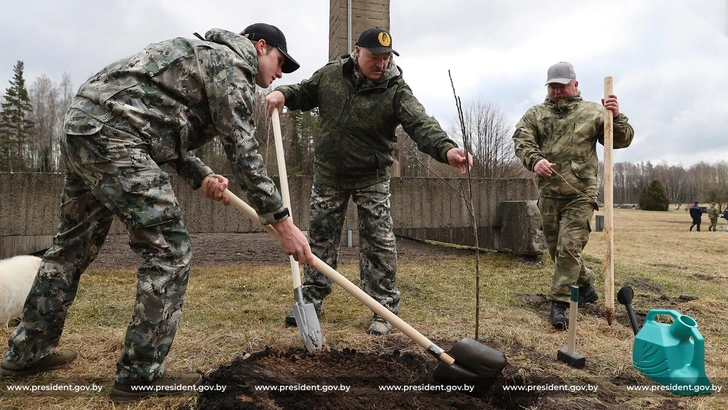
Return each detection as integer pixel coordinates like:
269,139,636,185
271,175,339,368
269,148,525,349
0,172,543,258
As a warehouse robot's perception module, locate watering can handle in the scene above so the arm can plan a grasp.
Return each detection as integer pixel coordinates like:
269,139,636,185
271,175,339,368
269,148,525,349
644,309,679,322
689,322,706,370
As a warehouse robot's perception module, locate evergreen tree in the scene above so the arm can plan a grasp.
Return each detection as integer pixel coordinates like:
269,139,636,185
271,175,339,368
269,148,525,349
0,61,36,172
639,179,670,211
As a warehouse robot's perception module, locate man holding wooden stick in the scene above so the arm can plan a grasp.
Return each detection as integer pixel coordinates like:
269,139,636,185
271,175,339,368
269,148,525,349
512,62,635,330
266,27,472,335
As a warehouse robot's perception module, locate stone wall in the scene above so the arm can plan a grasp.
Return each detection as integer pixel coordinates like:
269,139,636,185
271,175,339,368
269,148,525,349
0,173,543,258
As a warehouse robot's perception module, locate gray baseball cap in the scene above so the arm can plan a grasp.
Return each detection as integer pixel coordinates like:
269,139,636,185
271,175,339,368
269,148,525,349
546,61,576,85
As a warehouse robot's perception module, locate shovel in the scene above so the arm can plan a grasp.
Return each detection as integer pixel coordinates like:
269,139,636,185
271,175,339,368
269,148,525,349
271,109,322,353
222,189,507,388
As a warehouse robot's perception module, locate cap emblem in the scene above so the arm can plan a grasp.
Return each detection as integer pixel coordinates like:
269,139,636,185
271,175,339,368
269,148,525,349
378,32,391,47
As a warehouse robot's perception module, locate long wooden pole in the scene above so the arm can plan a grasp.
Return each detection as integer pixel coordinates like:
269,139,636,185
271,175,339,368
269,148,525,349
603,76,615,325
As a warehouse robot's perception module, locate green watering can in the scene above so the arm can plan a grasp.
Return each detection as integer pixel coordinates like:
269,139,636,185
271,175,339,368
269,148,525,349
633,309,712,396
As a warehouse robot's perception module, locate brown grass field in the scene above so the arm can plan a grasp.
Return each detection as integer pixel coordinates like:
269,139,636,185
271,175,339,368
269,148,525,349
0,207,726,409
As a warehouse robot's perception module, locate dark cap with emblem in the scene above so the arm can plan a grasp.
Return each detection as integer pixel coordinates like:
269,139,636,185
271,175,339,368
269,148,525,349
243,23,300,73
356,27,399,56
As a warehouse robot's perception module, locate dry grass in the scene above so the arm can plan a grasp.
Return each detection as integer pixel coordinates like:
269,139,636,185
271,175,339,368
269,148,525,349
1,208,727,409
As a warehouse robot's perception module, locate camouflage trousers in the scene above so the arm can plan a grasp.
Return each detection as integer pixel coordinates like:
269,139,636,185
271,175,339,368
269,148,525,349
302,180,400,315
538,196,597,303
1,126,192,384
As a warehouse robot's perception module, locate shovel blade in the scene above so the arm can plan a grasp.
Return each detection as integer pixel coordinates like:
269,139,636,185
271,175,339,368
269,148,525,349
292,302,323,352
433,338,506,388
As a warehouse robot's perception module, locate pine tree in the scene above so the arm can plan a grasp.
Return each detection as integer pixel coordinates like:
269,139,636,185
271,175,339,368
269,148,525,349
0,61,36,172
639,179,670,211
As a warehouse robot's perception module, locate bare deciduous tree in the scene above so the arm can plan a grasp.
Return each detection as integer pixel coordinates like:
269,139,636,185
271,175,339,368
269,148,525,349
653,161,691,205
30,75,59,171
691,161,728,206
449,97,526,179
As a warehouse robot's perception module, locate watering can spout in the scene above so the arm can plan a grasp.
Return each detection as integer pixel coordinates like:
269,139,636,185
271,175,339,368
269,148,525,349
668,313,697,339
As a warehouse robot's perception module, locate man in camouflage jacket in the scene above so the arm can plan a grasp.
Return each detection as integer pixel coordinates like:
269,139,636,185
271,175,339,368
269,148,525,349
708,203,719,231
0,24,314,400
513,62,634,330
266,27,472,335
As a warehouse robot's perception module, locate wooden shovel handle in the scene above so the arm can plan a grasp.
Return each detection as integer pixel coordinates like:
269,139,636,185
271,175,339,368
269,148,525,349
224,189,455,366
270,109,303,290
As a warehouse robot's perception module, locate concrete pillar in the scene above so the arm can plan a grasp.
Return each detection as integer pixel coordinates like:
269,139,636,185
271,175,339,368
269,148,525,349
329,0,391,61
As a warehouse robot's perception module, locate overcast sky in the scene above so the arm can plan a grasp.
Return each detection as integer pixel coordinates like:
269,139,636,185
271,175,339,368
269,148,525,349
2,0,727,167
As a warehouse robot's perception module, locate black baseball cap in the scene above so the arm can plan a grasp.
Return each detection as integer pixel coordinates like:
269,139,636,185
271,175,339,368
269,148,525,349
356,27,399,56
243,23,300,73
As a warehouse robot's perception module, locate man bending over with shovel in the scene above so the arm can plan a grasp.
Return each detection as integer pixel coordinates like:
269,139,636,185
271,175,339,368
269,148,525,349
0,23,314,401
266,27,472,335
512,62,634,330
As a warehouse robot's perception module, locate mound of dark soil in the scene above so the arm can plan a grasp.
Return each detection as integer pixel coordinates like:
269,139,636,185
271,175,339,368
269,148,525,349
191,346,530,410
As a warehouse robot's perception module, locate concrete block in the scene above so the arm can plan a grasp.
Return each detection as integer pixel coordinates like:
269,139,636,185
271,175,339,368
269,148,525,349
494,200,546,256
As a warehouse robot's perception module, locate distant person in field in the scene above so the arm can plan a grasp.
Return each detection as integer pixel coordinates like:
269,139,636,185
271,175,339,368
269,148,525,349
512,61,635,331
708,203,719,231
689,202,703,231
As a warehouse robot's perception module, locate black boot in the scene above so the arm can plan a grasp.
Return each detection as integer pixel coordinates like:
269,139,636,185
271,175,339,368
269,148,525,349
549,302,569,331
578,285,599,306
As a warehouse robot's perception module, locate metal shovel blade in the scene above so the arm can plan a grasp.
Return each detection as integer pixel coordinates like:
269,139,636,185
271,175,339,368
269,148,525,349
292,301,323,352
433,338,507,388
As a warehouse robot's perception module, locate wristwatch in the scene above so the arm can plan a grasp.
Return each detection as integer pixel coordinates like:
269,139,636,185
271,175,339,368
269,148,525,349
258,207,290,225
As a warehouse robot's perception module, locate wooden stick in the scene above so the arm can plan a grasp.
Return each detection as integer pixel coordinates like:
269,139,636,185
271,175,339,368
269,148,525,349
603,76,615,325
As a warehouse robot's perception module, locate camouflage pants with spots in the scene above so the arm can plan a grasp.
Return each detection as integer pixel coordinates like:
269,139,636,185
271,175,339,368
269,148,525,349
1,126,192,384
538,196,597,303
301,180,400,315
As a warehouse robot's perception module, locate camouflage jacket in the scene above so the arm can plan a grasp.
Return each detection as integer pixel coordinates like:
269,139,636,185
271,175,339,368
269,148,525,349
512,91,634,198
62,29,285,219
275,53,458,189
709,206,720,220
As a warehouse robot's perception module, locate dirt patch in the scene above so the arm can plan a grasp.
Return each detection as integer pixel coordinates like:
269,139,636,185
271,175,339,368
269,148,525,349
692,273,728,282
87,233,473,269
648,263,687,270
623,278,663,293
520,293,614,321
